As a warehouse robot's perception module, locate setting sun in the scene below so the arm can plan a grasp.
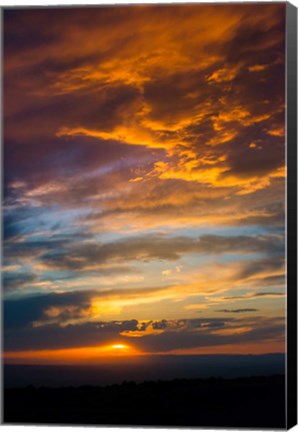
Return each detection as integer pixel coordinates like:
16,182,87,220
100,343,136,354
112,344,127,350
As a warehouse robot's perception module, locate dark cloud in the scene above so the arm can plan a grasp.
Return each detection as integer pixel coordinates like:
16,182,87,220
150,318,229,331
222,130,284,179
3,320,139,351
3,213,22,242
3,210,41,243
3,285,171,328
234,200,284,228
152,320,168,330
215,309,258,313
3,272,38,292
224,292,285,300
39,233,284,270
4,3,285,190
3,290,284,353
133,317,285,353
3,290,95,329
237,255,285,280
225,10,285,64
3,314,284,353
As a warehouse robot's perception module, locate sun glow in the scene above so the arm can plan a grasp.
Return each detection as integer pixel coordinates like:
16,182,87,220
112,344,127,350
3,342,141,365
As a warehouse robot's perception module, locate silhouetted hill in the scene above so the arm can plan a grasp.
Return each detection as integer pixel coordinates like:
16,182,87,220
4,375,285,428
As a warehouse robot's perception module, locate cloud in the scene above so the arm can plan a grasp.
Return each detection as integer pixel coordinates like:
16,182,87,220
3,290,95,329
215,309,258,313
37,233,283,271
3,272,39,292
4,286,179,328
236,255,285,281
4,3,285,197
3,313,284,354
77,176,285,232
224,292,285,301
3,4,286,357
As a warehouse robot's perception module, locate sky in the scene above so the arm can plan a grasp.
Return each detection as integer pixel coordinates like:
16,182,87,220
3,3,286,364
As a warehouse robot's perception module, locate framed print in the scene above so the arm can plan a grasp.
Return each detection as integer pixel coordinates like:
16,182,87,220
2,1,297,429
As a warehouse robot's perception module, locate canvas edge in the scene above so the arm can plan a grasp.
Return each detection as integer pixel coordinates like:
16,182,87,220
0,4,4,426
0,2,295,430
286,1,297,430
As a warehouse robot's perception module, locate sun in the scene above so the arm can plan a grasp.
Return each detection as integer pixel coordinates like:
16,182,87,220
112,344,127,350
103,342,142,356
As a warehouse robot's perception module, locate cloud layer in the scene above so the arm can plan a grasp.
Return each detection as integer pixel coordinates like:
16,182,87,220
3,4,286,357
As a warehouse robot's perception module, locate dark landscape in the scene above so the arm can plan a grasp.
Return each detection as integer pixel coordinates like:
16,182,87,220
4,354,285,388
4,375,285,428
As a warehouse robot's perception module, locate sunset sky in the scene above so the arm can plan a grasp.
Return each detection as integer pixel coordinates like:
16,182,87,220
3,3,286,364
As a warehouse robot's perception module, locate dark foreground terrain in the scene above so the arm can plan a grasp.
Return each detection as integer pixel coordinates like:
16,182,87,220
4,354,285,388
4,375,285,428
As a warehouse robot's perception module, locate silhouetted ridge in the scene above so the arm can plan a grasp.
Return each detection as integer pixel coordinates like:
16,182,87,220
4,375,285,428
